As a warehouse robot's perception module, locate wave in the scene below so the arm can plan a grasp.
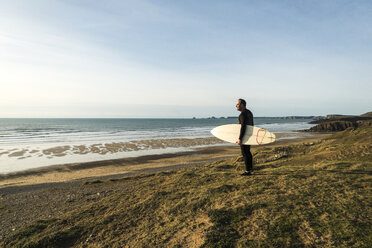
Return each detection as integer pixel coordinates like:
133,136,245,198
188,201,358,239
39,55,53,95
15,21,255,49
0,119,314,146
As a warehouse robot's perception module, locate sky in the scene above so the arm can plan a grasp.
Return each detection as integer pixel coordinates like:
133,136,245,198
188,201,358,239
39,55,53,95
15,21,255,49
0,0,371,118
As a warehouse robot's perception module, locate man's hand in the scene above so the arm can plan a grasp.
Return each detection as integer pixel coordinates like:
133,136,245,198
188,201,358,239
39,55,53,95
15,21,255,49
236,139,242,146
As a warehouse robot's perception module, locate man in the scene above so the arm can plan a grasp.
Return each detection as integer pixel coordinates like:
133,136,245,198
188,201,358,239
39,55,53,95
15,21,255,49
236,99,254,176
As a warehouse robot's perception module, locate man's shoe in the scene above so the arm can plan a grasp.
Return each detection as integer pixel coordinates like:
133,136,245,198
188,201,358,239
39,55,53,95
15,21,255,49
241,171,252,176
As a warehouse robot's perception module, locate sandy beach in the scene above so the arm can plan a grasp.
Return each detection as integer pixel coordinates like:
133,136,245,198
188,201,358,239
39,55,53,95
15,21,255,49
0,132,328,190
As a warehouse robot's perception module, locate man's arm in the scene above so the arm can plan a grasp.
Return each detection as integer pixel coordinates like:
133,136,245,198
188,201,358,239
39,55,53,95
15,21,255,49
238,113,248,144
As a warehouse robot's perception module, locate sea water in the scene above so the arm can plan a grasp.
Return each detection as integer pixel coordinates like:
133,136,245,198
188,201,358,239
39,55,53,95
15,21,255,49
0,118,315,174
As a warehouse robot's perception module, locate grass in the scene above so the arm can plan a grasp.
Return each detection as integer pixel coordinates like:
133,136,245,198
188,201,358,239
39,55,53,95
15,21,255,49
2,123,372,247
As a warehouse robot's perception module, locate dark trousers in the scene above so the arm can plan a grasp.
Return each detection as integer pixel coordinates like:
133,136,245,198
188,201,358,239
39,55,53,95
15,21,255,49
240,145,253,171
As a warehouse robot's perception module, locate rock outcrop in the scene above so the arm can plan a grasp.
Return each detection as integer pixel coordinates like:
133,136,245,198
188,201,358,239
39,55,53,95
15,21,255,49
308,121,358,132
306,112,372,132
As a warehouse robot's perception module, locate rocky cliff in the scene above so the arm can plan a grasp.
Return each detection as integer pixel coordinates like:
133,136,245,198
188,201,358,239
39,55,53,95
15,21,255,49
306,112,372,132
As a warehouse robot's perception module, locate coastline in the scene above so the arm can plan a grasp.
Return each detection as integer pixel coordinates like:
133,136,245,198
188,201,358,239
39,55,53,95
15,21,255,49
0,132,330,191
0,117,317,174
4,128,368,244
0,133,316,175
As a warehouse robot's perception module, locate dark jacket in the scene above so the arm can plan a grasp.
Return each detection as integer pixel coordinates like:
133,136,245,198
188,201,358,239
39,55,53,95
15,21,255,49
238,109,254,140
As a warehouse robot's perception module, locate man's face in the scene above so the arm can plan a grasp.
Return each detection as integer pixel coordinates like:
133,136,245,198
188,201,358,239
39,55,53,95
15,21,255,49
236,100,242,111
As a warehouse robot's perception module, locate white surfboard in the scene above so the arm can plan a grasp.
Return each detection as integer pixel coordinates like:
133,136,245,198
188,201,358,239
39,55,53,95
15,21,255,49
211,124,276,145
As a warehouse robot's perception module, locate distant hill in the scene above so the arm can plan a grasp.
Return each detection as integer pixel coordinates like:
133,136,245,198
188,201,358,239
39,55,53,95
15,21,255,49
361,111,372,118
306,112,372,132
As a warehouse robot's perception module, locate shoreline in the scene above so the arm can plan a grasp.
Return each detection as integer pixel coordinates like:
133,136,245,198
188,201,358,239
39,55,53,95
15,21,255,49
0,132,318,175
0,132,330,192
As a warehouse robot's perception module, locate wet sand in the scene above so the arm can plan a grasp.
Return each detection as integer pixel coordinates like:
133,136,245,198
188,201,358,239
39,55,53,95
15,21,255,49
0,133,330,192
0,137,225,160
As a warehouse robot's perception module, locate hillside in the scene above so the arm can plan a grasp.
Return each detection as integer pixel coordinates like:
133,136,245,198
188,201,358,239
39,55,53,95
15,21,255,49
1,123,371,247
361,112,372,118
307,112,372,132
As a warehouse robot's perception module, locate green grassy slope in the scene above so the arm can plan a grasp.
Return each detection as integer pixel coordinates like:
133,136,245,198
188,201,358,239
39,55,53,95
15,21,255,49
2,123,372,247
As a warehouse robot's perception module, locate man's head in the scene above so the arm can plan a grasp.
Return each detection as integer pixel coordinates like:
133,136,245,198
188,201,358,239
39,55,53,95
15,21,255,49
236,98,246,112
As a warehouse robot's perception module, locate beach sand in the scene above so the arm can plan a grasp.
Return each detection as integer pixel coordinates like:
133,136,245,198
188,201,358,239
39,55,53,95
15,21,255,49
0,132,329,190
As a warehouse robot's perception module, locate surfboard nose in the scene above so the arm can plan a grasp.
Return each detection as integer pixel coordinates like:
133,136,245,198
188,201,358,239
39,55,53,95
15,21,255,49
210,127,216,136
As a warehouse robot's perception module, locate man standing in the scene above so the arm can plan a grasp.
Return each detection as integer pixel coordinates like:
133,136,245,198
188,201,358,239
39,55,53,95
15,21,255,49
236,99,254,176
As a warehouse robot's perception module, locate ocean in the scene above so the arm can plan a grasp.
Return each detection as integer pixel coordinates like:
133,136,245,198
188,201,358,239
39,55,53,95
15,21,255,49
0,118,316,174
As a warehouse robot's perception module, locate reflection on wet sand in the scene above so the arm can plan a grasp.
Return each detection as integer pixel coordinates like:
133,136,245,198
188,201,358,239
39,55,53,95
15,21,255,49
2,137,225,160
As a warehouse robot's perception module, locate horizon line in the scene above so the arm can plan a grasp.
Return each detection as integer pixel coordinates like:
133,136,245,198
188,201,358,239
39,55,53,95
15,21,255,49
0,114,354,119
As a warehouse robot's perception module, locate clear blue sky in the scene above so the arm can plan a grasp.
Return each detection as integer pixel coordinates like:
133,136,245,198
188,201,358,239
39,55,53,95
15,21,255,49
1,0,371,118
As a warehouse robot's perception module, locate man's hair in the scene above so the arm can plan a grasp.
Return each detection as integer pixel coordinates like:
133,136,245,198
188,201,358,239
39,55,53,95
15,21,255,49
239,98,246,106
